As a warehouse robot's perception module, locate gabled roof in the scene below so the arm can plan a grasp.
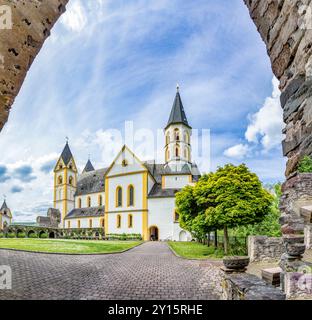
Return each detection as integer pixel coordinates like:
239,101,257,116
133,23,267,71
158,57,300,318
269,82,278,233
76,168,108,196
83,159,95,173
65,206,105,220
166,89,190,129
60,142,73,166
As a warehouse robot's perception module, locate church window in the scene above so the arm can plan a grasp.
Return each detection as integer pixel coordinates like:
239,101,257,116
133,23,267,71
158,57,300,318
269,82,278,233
117,214,121,228
175,146,180,157
174,129,180,141
128,185,134,207
78,198,82,208
67,221,71,229
165,148,170,162
69,164,73,170
128,214,133,228
100,218,105,228
98,195,103,206
58,176,63,185
184,148,187,158
77,220,81,228
116,187,122,207
184,131,190,144
87,196,91,208
69,176,73,185
174,210,179,222
89,219,92,228
166,132,170,145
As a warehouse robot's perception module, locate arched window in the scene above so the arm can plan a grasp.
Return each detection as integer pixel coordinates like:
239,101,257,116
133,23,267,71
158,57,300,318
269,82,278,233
174,128,180,141
128,214,133,228
174,210,180,222
69,176,73,185
187,148,191,161
128,185,134,207
175,145,180,157
67,220,71,229
165,148,170,162
184,148,187,159
117,214,121,228
89,219,93,228
87,196,91,208
78,198,82,208
77,220,81,229
100,218,105,228
116,186,122,207
166,132,170,145
58,176,63,185
98,195,103,206
184,131,190,144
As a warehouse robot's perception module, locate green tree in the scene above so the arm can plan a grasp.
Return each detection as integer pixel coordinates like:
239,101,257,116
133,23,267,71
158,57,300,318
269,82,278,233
298,156,312,173
194,164,273,254
232,183,282,238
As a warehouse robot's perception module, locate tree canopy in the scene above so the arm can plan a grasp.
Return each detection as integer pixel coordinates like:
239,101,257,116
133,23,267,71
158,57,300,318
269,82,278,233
176,164,274,253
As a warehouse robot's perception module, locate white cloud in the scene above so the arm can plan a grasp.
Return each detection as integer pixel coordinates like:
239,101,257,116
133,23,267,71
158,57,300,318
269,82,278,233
60,0,87,32
245,77,284,151
224,144,250,159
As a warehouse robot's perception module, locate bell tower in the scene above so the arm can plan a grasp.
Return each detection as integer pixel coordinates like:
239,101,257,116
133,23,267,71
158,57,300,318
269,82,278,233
53,141,77,227
164,85,192,171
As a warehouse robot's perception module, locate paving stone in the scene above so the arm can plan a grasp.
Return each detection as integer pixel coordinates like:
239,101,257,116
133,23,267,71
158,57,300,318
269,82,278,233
0,242,219,300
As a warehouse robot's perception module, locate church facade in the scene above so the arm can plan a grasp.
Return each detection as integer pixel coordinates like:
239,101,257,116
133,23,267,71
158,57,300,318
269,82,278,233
52,88,200,241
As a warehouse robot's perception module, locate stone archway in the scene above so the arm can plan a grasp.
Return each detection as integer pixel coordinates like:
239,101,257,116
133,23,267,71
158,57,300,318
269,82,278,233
179,231,188,242
49,231,55,239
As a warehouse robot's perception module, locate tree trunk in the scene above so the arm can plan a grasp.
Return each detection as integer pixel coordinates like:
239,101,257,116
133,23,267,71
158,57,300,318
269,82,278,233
214,230,218,249
207,233,210,247
224,226,229,255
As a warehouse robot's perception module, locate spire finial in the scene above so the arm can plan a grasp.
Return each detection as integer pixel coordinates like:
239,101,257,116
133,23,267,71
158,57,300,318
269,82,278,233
65,136,69,144
176,83,180,92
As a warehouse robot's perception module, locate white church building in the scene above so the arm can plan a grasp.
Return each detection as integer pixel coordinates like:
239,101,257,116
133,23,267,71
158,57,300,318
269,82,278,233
53,88,201,241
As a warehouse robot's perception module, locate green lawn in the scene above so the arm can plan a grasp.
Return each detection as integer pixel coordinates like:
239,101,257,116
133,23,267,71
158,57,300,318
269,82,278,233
0,238,142,254
168,241,224,260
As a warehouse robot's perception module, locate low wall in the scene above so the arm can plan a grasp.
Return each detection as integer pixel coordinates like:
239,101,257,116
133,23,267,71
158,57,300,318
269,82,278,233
221,272,285,300
248,236,285,262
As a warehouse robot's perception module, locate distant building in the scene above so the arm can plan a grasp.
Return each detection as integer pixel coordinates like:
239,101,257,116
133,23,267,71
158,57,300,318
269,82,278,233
41,87,201,241
0,200,12,230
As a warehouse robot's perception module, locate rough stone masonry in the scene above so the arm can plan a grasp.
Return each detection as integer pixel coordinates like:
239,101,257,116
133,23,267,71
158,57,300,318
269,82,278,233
0,0,69,130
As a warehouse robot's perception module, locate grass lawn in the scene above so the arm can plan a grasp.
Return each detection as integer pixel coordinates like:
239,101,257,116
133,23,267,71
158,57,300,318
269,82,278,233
0,238,142,254
168,241,224,260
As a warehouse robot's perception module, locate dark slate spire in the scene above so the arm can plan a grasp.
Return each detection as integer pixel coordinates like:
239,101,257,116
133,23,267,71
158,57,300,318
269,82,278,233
83,159,95,173
166,85,191,129
60,142,73,166
0,200,8,211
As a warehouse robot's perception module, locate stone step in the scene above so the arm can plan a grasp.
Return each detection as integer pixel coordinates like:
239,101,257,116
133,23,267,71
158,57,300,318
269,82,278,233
300,206,312,224
261,267,282,287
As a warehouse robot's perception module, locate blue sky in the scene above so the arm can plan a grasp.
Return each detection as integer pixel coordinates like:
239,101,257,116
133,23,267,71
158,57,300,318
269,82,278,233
0,0,286,222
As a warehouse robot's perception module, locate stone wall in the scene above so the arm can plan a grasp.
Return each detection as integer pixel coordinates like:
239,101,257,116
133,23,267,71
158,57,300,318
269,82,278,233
305,224,312,249
221,272,286,300
248,236,285,262
0,0,69,129
244,0,312,177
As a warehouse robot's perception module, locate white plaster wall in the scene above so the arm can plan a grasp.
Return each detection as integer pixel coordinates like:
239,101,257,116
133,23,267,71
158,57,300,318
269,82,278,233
108,148,145,176
148,197,175,240
107,174,143,212
107,211,143,235
164,175,190,189
75,192,105,208
66,217,103,229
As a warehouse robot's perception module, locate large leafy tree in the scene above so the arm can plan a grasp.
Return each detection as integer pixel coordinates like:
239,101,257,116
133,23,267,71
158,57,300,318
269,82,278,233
176,164,274,255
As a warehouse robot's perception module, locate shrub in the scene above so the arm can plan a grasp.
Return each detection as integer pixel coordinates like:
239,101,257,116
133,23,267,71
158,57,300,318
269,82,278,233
39,233,48,239
7,233,16,238
0,232,4,238
298,156,312,173
17,232,26,238
28,233,38,239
